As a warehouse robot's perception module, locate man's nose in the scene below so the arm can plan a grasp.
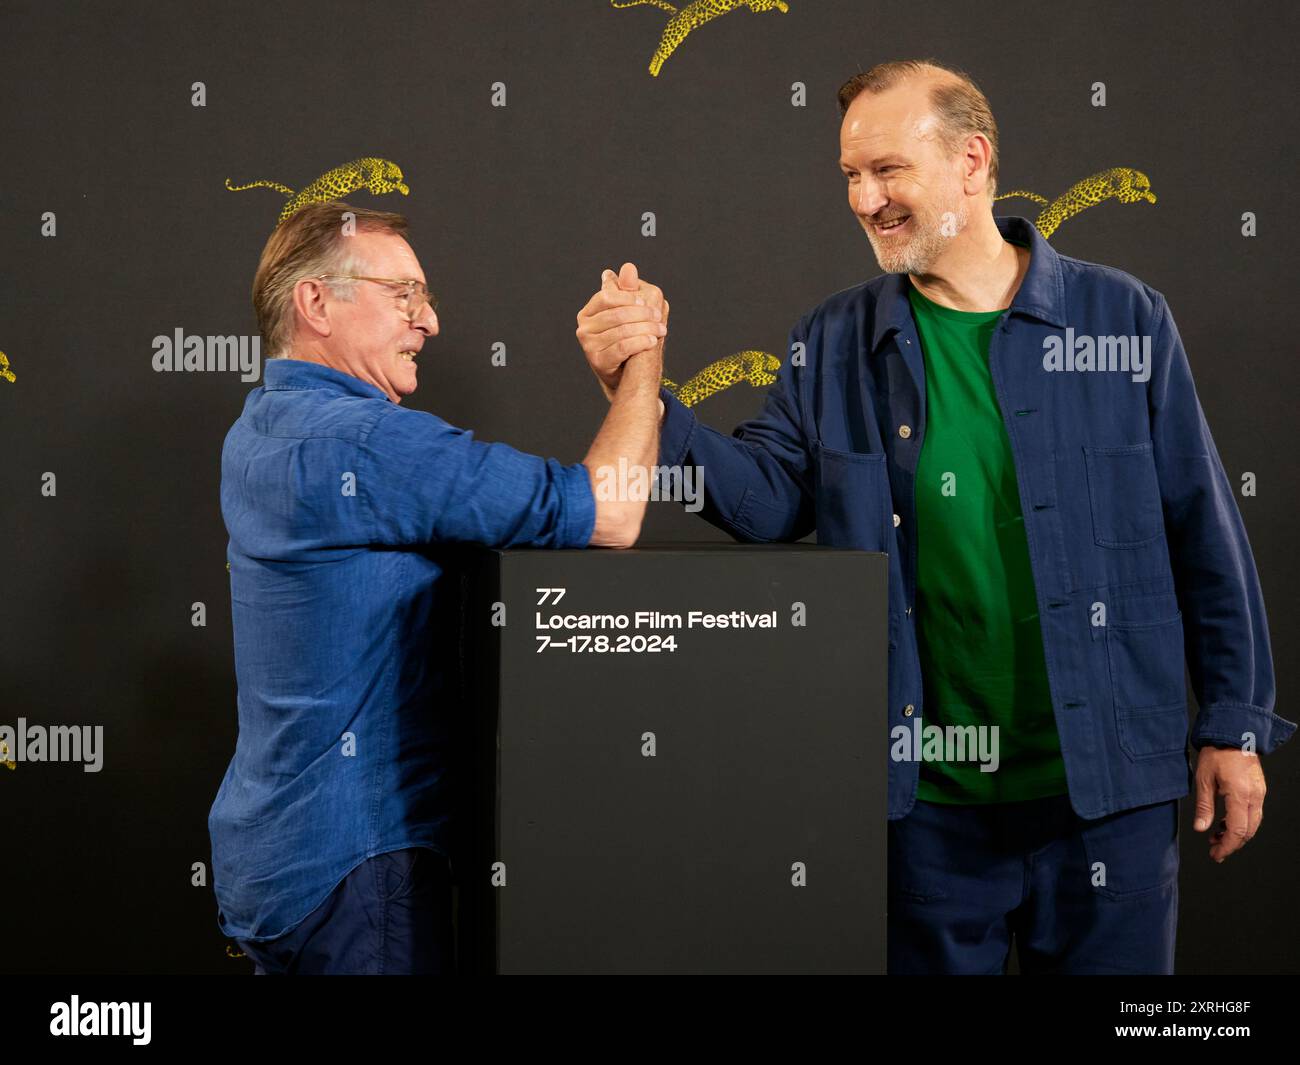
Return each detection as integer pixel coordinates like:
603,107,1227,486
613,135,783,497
855,178,887,218
411,305,439,335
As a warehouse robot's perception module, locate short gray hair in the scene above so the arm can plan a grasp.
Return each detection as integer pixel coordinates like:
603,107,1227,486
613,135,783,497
837,59,1000,200
250,200,410,358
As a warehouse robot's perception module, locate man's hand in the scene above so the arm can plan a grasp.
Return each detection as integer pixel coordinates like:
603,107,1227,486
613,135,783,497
580,265,666,549
1192,745,1267,862
576,262,669,402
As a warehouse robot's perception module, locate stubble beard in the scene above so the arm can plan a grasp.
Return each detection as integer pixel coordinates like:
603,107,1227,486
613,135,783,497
868,197,969,276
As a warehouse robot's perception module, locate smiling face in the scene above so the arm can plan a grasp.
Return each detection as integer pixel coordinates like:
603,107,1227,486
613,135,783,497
839,77,975,276
312,230,438,403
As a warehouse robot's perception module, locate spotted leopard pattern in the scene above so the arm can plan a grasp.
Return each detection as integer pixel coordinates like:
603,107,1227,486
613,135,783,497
995,167,1157,239
612,0,790,77
662,350,780,407
225,157,410,223
0,351,14,384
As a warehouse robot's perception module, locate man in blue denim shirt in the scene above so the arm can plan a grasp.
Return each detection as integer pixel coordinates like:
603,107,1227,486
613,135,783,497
581,61,1294,973
209,201,667,973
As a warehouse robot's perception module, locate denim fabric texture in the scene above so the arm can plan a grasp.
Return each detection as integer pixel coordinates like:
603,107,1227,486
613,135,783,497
887,795,1179,974
210,358,595,940
236,847,454,975
658,215,1294,821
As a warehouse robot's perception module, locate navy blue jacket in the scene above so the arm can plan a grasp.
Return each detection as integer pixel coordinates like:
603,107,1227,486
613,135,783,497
658,215,1293,820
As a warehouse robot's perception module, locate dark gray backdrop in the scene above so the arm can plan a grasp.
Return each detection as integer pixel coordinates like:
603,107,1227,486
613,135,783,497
1,0,1295,973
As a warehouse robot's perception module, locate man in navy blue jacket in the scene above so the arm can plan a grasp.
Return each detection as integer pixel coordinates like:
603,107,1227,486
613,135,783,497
579,59,1293,974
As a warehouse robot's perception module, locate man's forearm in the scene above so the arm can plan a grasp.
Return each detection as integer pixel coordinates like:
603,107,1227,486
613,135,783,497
583,350,664,545
598,366,667,427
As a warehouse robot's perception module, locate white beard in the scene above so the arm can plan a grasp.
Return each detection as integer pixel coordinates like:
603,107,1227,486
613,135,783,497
870,198,969,275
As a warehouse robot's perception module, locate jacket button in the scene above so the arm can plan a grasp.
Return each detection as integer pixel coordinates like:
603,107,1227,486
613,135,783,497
903,704,915,717
898,424,912,439
906,605,913,615
893,513,901,527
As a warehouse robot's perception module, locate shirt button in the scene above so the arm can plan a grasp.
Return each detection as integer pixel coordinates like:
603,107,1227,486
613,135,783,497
906,605,913,615
898,425,912,439
903,704,915,717
893,513,901,527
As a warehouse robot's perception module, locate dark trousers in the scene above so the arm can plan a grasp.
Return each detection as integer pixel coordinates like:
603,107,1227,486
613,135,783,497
236,847,454,975
888,793,1179,974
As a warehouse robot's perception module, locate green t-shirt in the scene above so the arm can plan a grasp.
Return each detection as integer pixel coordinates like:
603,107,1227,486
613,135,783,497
908,268,1067,803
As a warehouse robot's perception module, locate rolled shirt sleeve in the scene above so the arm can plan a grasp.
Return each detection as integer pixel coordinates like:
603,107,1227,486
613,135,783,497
360,405,595,549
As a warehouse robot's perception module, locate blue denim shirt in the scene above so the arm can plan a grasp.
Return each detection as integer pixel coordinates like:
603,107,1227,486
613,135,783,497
659,215,1294,821
209,358,595,940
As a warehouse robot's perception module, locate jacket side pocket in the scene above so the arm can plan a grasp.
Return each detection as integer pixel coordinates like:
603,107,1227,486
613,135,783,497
1106,611,1189,759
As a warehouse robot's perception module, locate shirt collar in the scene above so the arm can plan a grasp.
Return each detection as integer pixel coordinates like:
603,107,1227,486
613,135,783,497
261,357,392,401
869,214,1067,354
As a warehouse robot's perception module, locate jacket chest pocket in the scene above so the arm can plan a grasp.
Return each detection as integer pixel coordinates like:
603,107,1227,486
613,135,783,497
813,442,892,553
1083,443,1164,548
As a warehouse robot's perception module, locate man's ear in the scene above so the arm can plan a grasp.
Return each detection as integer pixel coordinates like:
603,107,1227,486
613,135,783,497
293,278,333,341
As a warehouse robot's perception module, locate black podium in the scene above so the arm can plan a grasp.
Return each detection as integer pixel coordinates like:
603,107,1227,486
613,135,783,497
449,543,889,974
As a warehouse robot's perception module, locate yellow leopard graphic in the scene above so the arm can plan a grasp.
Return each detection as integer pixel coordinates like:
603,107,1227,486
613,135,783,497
994,167,1157,239
0,351,14,384
1,740,14,770
612,0,790,77
662,350,780,407
225,157,410,223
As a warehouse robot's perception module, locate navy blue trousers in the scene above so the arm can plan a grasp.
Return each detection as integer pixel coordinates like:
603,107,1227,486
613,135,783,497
888,794,1179,974
236,847,454,975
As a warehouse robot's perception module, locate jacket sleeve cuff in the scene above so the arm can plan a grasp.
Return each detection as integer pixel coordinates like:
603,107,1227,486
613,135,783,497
659,385,697,468
1190,702,1297,754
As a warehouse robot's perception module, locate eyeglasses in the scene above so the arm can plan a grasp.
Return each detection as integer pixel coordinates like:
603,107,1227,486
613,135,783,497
315,274,438,321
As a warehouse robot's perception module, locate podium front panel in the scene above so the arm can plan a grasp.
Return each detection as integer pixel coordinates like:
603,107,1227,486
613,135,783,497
454,543,888,974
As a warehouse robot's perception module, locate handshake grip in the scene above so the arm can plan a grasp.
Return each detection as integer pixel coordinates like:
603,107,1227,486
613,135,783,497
576,262,668,402
577,265,784,409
